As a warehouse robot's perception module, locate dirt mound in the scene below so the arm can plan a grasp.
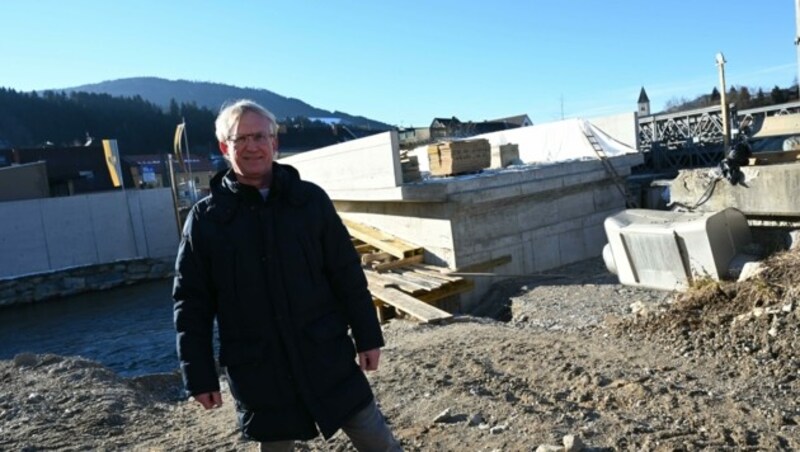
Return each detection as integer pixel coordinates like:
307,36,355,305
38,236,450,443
613,247,800,381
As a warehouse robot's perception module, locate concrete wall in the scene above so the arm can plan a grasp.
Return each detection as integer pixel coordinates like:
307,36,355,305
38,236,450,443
280,131,402,192
589,111,639,150
0,162,50,201
0,188,179,279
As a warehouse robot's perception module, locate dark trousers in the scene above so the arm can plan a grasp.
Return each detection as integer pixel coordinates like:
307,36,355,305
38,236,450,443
260,399,401,451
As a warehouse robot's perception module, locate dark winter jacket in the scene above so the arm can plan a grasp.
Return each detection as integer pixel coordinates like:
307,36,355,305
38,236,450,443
173,163,384,441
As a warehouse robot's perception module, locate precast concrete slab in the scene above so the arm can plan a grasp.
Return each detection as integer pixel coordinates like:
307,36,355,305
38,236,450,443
87,192,139,262
40,195,98,269
280,131,402,192
0,199,50,277
670,162,800,219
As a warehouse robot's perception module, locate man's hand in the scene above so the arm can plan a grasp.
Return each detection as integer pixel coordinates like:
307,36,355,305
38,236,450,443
358,348,381,372
192,391,223,409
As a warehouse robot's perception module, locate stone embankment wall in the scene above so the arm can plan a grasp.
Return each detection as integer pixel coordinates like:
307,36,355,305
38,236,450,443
0,258,174,308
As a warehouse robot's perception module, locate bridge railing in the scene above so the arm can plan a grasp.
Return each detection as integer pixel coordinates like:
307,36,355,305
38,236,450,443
636,100,800,172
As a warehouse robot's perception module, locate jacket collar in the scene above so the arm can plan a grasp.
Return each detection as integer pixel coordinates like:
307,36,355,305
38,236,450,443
205,162,308,223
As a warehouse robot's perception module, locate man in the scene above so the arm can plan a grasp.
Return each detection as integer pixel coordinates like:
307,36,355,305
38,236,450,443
173,99,400,451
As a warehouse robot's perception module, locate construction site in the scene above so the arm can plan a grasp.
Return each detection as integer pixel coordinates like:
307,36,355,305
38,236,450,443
2,106,799,449
2,83,800,449
279,113,643,323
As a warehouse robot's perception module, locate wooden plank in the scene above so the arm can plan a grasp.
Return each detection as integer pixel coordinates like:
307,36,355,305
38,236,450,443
369,285,453,324
408,264,463,282
748,150,800,166
364,271,422,293
412,263,456,274
388,270,445,290
342,218,423,259
376,272,432,293
372,254,424,272
415,279,475,303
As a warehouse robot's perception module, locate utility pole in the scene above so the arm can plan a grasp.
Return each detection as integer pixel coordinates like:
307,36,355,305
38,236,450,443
716,52,730,150
796,0,800,95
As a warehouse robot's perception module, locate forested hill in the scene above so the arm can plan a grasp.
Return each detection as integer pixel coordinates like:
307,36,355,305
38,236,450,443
0,88,383,156
58,77,390,130
661,84,799,114
0,88,219,154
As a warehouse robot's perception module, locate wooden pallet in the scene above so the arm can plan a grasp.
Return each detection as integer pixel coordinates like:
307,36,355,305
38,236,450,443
364,265,474,324
366,256,517,322
343,221,474,323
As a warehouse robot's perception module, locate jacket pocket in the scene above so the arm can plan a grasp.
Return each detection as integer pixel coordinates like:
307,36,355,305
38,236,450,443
304,312,357,388
225,361,297,411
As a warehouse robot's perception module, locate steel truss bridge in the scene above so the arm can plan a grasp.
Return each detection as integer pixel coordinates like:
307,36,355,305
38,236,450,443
636,100,800,172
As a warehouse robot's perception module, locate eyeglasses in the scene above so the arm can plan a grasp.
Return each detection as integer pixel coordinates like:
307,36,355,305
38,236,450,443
227,132,274,148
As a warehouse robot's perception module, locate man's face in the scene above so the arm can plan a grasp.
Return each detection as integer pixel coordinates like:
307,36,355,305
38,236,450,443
219,111,277,187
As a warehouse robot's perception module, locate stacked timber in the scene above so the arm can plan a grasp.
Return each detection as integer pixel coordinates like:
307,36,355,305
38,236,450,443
400,150,421,182
490,143,520,168
427,139,490,176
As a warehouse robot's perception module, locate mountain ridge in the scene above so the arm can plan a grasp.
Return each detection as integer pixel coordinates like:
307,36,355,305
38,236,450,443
56,76,391,130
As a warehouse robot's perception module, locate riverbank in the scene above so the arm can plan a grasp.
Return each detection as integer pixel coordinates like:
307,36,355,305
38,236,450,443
0,257,173,308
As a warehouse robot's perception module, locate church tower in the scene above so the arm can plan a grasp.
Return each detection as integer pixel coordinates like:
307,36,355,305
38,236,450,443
637,87,651,116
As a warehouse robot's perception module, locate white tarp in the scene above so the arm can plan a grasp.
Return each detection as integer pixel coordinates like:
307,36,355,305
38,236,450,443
413,118,639,173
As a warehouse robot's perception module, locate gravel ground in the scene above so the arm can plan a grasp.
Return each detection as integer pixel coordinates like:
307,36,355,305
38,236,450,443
1,252,798,451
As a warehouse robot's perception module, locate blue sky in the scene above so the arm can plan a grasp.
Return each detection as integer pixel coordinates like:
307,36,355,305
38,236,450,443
1,1,797,127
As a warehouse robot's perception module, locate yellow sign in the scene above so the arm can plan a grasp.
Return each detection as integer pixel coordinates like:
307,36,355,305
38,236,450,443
102,139,121,187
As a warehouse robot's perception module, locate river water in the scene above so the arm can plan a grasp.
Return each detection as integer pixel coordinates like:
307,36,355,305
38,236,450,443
0,279,180,377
